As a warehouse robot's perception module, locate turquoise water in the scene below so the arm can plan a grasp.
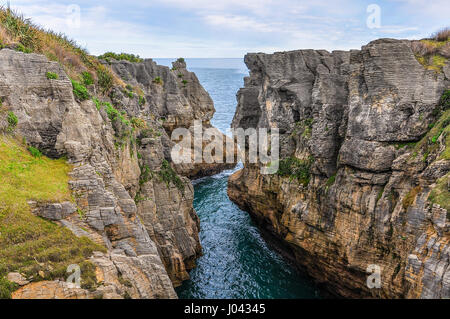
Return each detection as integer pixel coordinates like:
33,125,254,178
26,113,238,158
155,59,320,299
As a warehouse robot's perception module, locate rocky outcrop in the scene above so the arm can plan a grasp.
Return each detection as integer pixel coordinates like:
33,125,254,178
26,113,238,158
228,39,449,298
0,48,231,298
106,58,236,179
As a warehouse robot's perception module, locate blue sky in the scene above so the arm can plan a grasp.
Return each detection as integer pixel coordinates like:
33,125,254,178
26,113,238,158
6,0,450,58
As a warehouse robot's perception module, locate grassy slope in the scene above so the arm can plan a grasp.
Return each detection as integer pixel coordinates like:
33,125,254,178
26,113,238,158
0,136,105,298
412,32,449,73
0,7,123,88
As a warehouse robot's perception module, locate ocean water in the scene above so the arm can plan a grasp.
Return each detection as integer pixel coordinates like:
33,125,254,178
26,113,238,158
155,58,320,299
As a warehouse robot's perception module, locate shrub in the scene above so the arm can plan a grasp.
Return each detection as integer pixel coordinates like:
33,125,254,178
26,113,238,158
104,102,130,126
15,42,32,53
138,95,146,106
182,79,188,86
411,28,450,72
139,164,153,185
158,159,184,192
411,40,437,56
81,71,94,86
0,7,120,83
0,276,18,299
27,146,42,158
46,71,58,80
277,156,313,186
98,52,143,63
428,173,450,211
432,27,450,42
92,97,101,110
402,186,422,210
153,76,163,85
131,117,146,129
7,111,18,129
326,174,336,187
71,80,89,101
176,57,185,63
97,67,113,93
440,89,450,110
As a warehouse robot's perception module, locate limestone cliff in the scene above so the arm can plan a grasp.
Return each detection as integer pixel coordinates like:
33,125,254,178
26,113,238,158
228,39,450,298
0,48,231,298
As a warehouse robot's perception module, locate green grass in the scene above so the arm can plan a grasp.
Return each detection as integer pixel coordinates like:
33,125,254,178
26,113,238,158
15,43,32,53
158,159,184,192
45,72,58,80
412,38,449,73
6,111,18,131
92,97,101,110
440,89,450,111
153,76,163,85
277,156,313,186
27,146,42,158
71,79,89,101
0,276,18,299
428,172,450,212
326,174,336,187
138,95,146,106
97,67,113,93
409,108,450,161
81,71,93,86
0,136,105,298
103,102,130,126
402,186,422,210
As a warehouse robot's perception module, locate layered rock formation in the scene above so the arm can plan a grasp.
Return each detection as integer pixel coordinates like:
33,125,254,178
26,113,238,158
228,39,449,298
0,49,232,298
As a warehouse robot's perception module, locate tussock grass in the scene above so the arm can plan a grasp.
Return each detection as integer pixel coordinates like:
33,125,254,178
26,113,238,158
0,136,105,297
432,28,450,42
0,7,123,90
411,27,449,72
428,172,450,212
276,156,314,186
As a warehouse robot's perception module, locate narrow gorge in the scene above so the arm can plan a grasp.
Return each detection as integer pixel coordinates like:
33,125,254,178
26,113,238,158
0,7,449,300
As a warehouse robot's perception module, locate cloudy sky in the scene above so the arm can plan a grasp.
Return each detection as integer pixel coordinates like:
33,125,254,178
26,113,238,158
6,0,450,58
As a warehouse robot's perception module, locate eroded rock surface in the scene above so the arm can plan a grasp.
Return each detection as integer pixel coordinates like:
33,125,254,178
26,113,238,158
0,49,232,298
228,39,449,298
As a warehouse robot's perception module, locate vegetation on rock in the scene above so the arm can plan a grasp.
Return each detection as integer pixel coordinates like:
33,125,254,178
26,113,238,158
0,136,105,298
45,71,58,80
276,156,313,186
411,28,449,73
428,172,450,212
159,159,185,192
98,52,143,63
71,79,90,101
0,7,124,89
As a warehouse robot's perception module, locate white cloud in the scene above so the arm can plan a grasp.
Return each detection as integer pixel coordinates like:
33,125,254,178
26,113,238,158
4,0,449,58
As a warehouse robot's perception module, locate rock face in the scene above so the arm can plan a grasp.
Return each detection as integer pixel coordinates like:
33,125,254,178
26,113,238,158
228,39,450,298
107,58,236,179
0,49,231,298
